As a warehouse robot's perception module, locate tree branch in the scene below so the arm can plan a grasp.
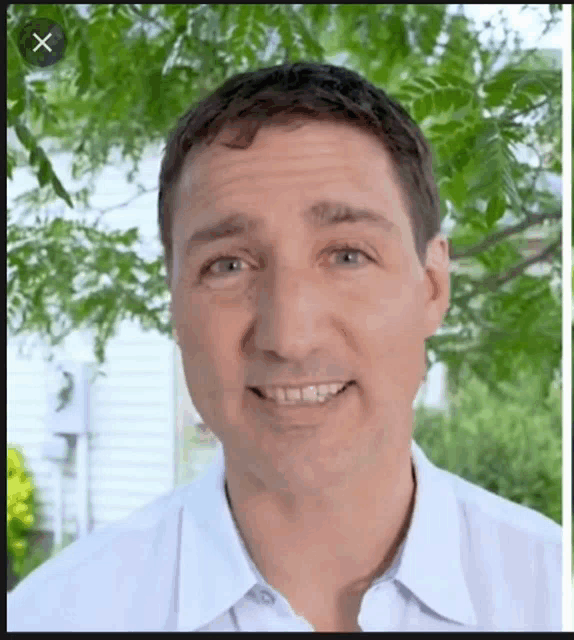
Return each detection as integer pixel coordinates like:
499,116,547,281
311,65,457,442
126,5,171,33
451,233,561,307
450,212,561,261
499,95,553,125
94,186,158,224
487,234,560,290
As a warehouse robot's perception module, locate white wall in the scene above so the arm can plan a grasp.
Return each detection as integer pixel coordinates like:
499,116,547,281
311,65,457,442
7,320,175,537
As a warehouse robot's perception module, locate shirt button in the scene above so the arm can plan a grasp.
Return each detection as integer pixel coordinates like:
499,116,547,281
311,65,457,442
246,588,259,602
259,589,276,605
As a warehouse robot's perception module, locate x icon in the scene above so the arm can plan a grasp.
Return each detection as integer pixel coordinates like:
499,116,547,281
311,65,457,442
32,31,53,52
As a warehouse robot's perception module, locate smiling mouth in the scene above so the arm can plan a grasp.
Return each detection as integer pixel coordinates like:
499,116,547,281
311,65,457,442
249,381,355,406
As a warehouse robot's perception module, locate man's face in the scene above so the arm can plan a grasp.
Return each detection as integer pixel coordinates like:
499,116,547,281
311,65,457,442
170,118,449,489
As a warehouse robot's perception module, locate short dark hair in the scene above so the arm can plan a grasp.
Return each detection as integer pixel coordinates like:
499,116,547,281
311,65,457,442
158,61,441,284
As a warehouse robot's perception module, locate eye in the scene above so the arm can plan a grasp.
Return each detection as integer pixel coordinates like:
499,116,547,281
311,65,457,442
328,246,372,267
201,256,249,278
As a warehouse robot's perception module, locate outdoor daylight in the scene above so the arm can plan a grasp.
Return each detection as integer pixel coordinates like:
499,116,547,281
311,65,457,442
7,3,568,632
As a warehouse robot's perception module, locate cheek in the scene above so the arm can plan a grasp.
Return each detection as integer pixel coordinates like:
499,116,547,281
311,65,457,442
353,289,426,385
176,292,245,394
353,278,425,337
179,322,241,429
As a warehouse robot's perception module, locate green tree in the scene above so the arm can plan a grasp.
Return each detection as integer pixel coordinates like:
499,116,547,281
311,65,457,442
7,4,562,399
414,351,561,525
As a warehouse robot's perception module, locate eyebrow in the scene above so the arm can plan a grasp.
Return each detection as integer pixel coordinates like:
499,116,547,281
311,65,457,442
184,199,398,255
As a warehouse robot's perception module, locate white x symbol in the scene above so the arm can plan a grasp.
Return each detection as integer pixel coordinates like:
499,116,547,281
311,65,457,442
32,31,53,52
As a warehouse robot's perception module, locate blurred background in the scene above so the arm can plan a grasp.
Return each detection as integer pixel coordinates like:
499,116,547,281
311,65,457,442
7,4,564,593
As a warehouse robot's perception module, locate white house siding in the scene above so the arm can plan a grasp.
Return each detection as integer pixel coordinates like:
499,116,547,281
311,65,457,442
7,319,176,540
86,319,175,532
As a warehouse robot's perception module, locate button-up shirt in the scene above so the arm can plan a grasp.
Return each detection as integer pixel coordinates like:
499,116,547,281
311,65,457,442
7,440,562,631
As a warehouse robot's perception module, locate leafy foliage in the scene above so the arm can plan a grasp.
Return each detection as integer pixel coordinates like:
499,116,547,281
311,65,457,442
414,358,561,526
7,448,38,579
7,4,562,402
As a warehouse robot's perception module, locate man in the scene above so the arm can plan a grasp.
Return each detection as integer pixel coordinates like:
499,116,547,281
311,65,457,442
8,62,561,632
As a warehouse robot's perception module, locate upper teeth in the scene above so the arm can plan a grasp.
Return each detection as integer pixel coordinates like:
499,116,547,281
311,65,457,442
257,382,348,404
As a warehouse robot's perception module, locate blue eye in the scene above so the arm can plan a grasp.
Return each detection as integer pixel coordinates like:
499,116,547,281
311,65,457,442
333,249,362,264
329,247,371,266
204,257,247,276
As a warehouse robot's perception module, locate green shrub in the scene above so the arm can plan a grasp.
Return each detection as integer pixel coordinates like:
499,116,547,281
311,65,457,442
10,542,50,588
413,363,561,526
7,447,38,579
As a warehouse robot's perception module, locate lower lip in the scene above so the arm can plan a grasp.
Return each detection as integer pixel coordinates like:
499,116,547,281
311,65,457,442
246,383,356,424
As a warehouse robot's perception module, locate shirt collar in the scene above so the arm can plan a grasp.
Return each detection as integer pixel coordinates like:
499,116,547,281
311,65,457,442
390,440,478,627
177,439,477,631
177,442,258,631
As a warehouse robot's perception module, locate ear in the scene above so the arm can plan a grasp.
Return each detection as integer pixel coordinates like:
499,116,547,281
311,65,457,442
423,234,450,338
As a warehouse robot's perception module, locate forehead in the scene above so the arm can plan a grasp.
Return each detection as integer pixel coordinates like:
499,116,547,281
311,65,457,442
173,118,407,215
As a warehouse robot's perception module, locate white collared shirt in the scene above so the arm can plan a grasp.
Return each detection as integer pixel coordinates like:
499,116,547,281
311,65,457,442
8,440,562,632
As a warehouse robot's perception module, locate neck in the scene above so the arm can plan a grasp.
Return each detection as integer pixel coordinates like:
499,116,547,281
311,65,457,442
224,443,416,599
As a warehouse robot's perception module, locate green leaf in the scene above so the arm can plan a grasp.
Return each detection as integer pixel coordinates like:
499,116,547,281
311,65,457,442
231,4,261,66
416,5,447,56
10,100,25,120
484,68,561,109
276,6,296,61
288,6,324,59
485,194,507,227
52,176,74,209
77,41,92,96
50,218,68,238
38,159,51,188
14,123,34,151
7,152,16,179
445,172,468,210
149,70,162,102
118,227,139,246
382,11,409,67
307,3,332,35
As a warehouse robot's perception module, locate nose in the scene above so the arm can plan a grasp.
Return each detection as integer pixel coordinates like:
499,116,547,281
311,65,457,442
252,267,328,362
